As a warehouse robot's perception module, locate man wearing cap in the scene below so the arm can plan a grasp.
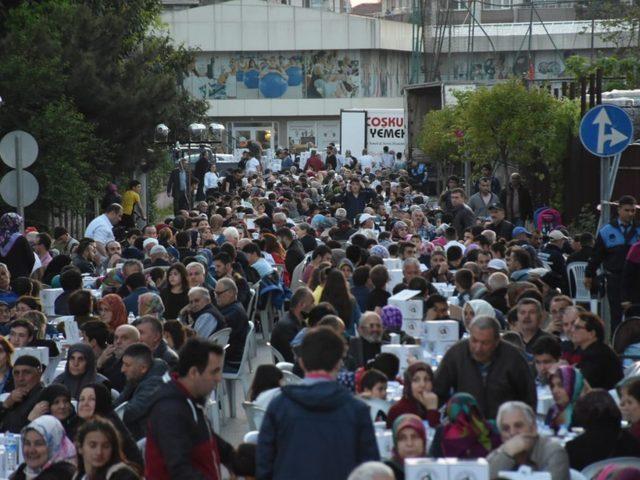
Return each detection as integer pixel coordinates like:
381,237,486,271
586,195,640,332
539,230,569,293
487,203,513,241
512,226,541,267
469,177,500,220
0,355,44,433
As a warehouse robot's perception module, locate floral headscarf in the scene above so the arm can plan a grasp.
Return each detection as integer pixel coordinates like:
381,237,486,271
21,415,76,475
0,213,22,255
441,392,501,458
391,414,427,461
546,365,587,431
138,292,165,319
381,305,403,331
370,244,390,259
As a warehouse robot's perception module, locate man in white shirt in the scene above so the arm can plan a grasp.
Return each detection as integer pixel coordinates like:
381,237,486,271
84,203,123,257
246,155,261,176
358,148,375,172
203,163,219,195
380,146,394,170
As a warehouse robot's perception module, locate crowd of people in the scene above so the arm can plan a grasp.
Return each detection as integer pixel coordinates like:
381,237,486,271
0,147,637,479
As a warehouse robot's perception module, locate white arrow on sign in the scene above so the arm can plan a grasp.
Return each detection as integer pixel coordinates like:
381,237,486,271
593,108,628,154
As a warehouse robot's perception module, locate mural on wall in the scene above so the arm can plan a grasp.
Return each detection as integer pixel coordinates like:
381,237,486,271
442,51,568,81
184,50,410,100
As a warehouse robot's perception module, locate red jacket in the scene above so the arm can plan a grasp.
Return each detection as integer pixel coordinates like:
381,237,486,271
145,375,233,480
305,155,324,172
386,397,440,429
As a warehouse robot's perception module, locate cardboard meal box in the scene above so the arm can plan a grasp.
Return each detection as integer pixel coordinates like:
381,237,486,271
405,458,449,480
381,344,423,374
383,258,402,270
447,458,489,480
375,430,393,460
389,290,423,320
387,269,404,293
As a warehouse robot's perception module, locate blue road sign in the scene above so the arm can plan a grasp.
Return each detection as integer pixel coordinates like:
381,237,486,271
580,104,634,157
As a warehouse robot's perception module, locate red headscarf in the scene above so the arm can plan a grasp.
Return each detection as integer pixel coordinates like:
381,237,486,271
99,294,127,332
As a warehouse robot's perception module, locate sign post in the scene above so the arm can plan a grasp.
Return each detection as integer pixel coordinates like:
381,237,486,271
579,104,634,229
579,104,634,337
0,131,39,228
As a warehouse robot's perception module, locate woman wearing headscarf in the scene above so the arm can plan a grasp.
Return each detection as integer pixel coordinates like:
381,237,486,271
463,299,496,332
391,221,409,242
0,213,34,280
29,384,80,438
545,365,590,434
10,415,76,480
76,383,143,470
52,344,109,400
137,292,165,319
385,414,428,480
430,392,501,458
98,294,127,333
387,362,440,428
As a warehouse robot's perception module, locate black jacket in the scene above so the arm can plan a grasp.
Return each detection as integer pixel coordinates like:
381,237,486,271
488,219,514,241
284,240,305,276
166,167,192,198
575,341,623,390
348,337,381,370
566,426,640,470
100,356,126,393
270,312,303,363
154,340,179,371
433,339,536,419
452,204,476,238
1,236,35,280
482,287,508,314
10,461,75,480
219,301,249,366
500,184,533,222
115,358,168,440
586,219,640,277
0,383,44,433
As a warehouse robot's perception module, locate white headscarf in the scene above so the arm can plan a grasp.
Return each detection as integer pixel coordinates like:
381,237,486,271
21,415,77,478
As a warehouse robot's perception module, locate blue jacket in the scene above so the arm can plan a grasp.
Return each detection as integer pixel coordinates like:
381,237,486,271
123,287,151,316
256,380,379,480
587,219,640,277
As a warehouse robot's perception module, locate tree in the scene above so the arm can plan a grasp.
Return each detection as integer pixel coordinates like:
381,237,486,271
564,54,640,90
417,80,580,207
0,0,206,217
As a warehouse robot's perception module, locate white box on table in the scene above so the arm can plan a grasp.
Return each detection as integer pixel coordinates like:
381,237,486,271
389,290,423,320
381,344,423,374
383,258,402,270
402,319,422,338
12,347,49,367
447,458,489,480
423,320,459,342
387,269,404,293
405,458,449,480
375,430,393,460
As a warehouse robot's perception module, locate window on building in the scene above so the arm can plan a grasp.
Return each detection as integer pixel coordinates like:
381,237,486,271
453,0,468,10
484,0,512,10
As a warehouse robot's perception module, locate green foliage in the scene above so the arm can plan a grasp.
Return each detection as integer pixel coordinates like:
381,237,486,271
418,80,580,208
0,0,206,217
567,204,599,236
417,107,462,165
563,54,640,89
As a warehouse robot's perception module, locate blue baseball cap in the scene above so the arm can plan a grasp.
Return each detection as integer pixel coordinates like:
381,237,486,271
512,226,531,237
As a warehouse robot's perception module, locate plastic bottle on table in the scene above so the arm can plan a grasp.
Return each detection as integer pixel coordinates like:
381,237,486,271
127,312,135,324
5,433,18,473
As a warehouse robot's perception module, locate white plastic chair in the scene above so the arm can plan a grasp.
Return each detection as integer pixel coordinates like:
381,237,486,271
137,437,146,455
276,361,294,372
267,342,286,363
570,469,587,480
206,398,221,433
290,256,309,291
246,288,258,323
242,401,266,430
222,321,255,417
247,321,256,372
209,327,232,347
567,262,598,314
582,457,640,478
114,401,128,420
281,370,303,385
243,430,259,444
111,389,120,401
